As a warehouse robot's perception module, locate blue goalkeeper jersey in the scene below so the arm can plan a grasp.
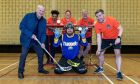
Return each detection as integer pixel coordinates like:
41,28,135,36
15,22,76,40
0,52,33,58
53,34,87,59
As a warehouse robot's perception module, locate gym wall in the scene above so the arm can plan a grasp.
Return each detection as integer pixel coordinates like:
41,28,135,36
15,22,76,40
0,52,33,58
0,0,140,45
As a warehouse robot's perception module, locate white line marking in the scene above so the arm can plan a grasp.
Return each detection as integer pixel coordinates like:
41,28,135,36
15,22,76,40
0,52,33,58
0,57,36,72
0,61,18,72
0,64,38,66
0,60,17,61
94,66,114,84
105,62,139,84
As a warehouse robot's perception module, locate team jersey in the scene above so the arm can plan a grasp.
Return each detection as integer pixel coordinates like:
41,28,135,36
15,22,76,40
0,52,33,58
94,16,120,39
77,17,94,38
53,34,87,59
46,17,60,35
60,17,76,34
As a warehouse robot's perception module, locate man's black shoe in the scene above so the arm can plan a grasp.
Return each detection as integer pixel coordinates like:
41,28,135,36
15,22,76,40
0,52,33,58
38,69,49,74
18,73,24,79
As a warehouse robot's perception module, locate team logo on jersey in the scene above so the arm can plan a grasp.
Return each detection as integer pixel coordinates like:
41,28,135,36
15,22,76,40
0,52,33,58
63,41,78,46
63,41,78,50
106,24,111,29
68,46,73,50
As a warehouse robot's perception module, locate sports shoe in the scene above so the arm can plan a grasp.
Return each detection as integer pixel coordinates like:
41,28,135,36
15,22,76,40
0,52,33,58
94,67,104,73
117,72,123,80
38,69,49,74
18,72,24,79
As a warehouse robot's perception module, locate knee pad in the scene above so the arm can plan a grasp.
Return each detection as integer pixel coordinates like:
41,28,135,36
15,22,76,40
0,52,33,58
77,68,87,74
54,67,64,74
74,67,87,74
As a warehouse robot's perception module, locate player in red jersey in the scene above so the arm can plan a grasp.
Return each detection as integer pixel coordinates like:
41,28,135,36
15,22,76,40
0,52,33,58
45,10,60,64
94,9,123,80
77,9,94,62
61,10,76,34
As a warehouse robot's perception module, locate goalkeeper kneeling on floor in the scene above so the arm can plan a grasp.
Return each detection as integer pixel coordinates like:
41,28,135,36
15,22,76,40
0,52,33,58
53,22,88,74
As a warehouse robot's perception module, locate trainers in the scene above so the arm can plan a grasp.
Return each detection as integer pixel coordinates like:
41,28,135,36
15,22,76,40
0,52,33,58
18,73,24,79
117,72,123,80
38,69,49,74
94,67,104,73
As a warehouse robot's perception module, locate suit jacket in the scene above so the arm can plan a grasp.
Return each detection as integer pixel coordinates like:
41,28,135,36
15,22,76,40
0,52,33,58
19,12,46,48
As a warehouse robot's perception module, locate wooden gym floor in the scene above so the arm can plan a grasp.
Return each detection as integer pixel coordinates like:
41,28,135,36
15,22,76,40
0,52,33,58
0,53,139,84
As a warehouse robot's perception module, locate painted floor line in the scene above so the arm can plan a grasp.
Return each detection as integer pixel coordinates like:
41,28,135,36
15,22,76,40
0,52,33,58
105,62,139,84
94,66,114,84
0,62,18,72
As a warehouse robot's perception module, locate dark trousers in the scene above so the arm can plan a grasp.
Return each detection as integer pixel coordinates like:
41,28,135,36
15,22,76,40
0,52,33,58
18,40,44,73
45,35,56,62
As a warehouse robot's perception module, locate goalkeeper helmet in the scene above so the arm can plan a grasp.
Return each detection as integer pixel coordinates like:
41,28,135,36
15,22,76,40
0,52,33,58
65,22,74,29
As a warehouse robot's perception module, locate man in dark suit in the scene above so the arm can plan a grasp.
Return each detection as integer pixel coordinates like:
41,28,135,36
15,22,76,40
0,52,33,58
18,5,49,79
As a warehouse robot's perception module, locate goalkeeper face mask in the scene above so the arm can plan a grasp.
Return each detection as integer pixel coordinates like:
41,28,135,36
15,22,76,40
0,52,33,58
65,22,75,36
66,27,74,36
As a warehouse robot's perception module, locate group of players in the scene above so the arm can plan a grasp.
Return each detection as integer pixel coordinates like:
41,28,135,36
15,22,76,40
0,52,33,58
18,5,123,80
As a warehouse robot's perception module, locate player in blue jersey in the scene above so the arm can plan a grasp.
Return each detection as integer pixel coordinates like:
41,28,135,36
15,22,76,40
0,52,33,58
53,22,88,74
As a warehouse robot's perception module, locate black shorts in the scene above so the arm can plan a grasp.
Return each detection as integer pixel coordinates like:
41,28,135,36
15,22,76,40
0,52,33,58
101,39,121,49
86,37,92,43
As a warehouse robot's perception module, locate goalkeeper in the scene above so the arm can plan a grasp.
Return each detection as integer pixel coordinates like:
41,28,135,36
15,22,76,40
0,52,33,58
53,22,88,74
